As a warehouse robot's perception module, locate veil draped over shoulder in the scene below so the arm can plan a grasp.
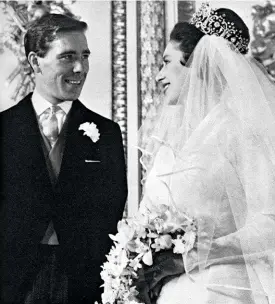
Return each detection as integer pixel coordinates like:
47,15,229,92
138,35,275,303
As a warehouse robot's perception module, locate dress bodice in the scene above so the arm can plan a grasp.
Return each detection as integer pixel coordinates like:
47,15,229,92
140,106,246,240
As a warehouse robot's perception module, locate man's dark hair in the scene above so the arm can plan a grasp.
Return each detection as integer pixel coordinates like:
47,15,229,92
170,8,250,62
24,13,88,59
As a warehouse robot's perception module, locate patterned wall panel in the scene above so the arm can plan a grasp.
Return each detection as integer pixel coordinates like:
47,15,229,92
137,1,166,126
137,1,195,128
251,2,275,82
111,1,127,154
178,0,196,22
111,0,128,216
137,0,166,195
111,1,194,212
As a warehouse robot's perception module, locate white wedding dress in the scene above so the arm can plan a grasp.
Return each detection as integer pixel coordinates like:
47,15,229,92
138,35,275,304
139,103,275,304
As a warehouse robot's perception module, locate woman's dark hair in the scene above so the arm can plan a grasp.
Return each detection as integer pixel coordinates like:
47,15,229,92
170,22,205,63
24,13,88,59
170,8,250,62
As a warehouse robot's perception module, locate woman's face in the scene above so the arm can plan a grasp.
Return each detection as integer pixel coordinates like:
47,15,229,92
156,41,187,104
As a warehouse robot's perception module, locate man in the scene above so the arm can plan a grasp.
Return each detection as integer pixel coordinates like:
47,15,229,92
1,14,127,304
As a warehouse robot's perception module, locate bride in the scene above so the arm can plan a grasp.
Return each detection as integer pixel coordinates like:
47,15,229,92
136,3,275,304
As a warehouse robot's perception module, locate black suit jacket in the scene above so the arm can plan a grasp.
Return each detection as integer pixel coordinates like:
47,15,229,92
0,93,128,303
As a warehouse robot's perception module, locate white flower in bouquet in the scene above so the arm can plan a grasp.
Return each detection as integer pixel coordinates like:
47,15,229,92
151,234,173,252
129,258,143,271
133,238,150,254
101,288,117,304
152,217,165,234
172,235,188,254
142,249,153,266
172,229,197,254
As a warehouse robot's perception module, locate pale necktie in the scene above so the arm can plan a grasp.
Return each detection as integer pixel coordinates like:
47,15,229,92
39,105,66,147
39,105,65,245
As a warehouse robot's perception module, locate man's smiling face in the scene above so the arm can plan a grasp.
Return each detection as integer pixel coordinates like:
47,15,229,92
35,30,90,104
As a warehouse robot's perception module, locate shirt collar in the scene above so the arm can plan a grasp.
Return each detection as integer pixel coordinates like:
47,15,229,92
31,90,73,116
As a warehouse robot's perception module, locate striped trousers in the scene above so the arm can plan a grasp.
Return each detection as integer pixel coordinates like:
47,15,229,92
24,245,68,304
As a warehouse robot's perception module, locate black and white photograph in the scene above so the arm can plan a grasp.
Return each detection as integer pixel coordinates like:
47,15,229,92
1,0,275,303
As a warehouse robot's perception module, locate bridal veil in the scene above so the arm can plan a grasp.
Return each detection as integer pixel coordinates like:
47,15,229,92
138,34,275,303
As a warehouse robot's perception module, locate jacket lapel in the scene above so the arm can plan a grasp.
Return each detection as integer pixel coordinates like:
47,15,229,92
6,94,54,243
57,100,101,185
15,94,53,191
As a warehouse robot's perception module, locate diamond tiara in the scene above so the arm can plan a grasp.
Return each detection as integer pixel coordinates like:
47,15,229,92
190,3,249,54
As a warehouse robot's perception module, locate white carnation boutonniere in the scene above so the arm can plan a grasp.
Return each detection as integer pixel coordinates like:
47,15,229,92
79,122,100,143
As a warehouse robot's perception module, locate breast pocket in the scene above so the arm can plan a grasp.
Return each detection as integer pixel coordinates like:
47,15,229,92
84,159,101,163
82,160,103,174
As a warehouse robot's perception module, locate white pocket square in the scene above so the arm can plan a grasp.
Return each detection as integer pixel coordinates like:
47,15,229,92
85,160,101,163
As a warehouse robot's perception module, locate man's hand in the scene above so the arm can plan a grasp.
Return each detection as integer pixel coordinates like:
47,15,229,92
134,250,185,304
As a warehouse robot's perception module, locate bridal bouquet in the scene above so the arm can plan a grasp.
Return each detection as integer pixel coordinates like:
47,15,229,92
97,203,197,304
